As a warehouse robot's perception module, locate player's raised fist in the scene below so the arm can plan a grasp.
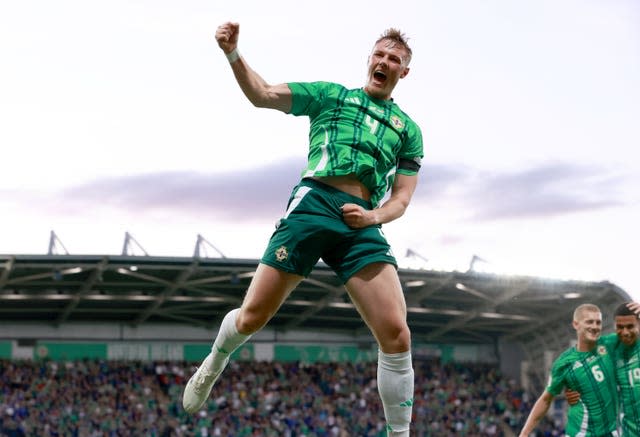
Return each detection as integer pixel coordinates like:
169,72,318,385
215,22,239,54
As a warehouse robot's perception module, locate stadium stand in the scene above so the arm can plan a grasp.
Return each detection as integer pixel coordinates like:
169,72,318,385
1,357,556,437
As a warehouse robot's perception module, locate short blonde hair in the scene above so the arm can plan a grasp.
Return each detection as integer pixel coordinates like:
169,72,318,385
573,303,601,321
376,28,412,65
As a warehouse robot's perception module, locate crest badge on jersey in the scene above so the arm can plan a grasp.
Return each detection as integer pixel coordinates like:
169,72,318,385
390,115,404,129
275,246,289,262
597,345,607,356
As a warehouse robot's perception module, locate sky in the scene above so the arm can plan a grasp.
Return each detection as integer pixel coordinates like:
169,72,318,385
1,0,639,300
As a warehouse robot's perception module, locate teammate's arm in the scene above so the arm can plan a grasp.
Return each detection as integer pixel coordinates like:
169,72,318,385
627,302,640,315
518,391,554,437
565,388,581,405
342,173,418,228
215,22,292,113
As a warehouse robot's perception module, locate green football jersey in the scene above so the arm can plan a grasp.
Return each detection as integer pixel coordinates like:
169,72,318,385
610,333,640,436
547,337,618,436
287,81,423,208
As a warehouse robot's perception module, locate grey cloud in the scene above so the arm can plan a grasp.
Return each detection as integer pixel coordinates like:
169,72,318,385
60,158,306,221
459,162,626,221
414,164,466,199
54,160,626,223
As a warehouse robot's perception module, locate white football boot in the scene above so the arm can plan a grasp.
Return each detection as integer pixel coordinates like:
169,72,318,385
182,353,229,414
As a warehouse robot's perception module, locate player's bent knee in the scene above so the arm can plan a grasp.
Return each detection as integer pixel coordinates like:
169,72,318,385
395,326,412,351
379,324,411,353
236,307,272,334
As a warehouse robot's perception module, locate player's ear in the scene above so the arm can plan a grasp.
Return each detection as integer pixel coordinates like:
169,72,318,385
400,67,410,79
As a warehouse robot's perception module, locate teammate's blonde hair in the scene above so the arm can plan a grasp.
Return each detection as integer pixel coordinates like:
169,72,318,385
573,303,601,321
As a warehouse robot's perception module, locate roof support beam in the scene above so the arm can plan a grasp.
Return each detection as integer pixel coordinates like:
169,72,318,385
423,280,532,341
0,256,15,289
133,260,199,326
55,257,109,325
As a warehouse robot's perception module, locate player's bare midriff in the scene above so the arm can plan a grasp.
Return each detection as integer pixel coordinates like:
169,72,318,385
311,174,371,202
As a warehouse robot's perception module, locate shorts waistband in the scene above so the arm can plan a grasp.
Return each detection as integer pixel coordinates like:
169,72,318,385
299,178,373,210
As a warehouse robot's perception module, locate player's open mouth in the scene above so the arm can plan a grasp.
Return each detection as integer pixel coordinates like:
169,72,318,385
373,71,387,82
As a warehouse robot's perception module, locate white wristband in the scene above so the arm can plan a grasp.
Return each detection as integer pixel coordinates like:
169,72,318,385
225,48,240,64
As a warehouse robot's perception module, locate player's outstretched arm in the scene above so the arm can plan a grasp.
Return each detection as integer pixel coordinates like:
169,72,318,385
215,22,292,113
519,391,554,437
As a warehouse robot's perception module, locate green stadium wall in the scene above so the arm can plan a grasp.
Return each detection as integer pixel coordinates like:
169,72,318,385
0,341,11,359
0,340,495,363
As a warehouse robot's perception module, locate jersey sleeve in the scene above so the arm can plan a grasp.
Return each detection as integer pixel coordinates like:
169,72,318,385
599,333,619,351
396,121,423,176
287,81,334,118
546,356,567,397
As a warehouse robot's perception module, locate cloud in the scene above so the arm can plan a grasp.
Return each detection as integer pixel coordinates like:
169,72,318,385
35,159,627,224
414,164,466,199
58,158,306,221
421,162,627,221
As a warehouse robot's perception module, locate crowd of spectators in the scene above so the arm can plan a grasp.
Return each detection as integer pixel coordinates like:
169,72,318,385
0,357,561,436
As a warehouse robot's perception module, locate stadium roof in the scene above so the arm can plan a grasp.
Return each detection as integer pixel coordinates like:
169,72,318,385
0,253,629,341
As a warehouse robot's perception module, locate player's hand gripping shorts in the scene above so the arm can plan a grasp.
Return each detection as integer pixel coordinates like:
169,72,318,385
261,178,397,283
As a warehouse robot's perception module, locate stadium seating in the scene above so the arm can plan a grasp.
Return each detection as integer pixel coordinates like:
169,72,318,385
0,358,559,436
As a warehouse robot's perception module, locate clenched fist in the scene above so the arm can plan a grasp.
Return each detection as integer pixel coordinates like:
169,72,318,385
215,22,239,54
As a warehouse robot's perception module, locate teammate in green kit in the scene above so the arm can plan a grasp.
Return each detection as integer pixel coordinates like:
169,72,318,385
567,303,640,436
182,22,423,436
592,303,640,437
518,303,619,437
610,303,640,436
